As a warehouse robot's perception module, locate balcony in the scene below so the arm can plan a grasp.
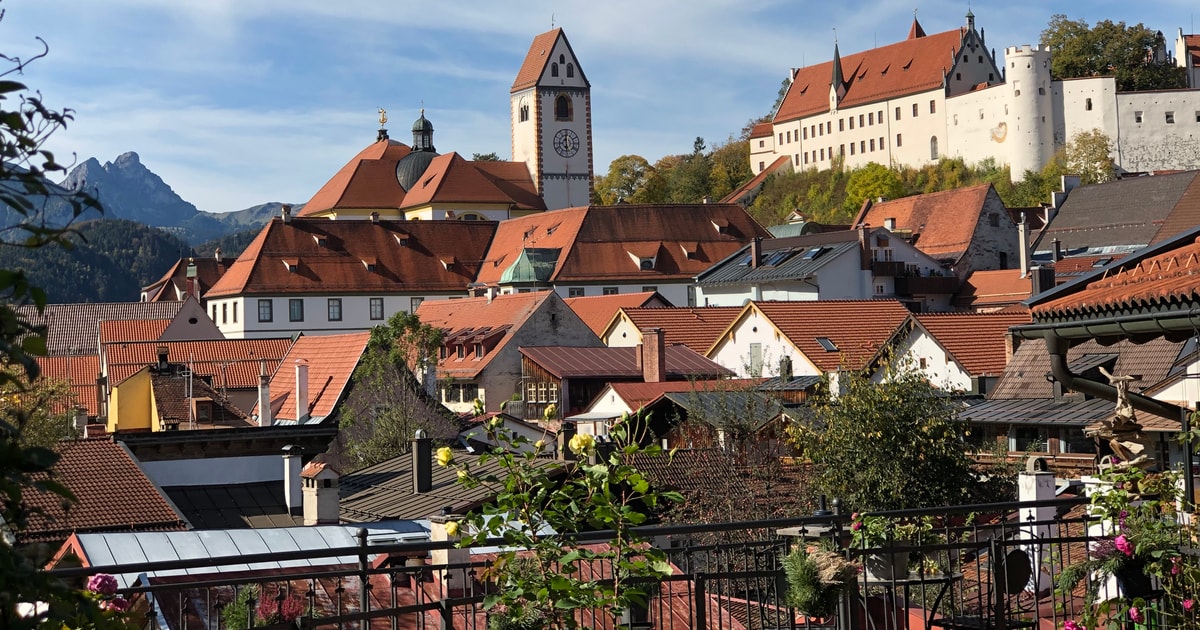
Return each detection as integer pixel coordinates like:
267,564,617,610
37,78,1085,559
871,260,907,277
895,273,960,295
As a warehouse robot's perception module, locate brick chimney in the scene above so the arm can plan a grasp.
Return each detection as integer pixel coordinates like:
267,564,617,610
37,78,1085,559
295,359,309,424
640,328,666,383
412,430,432,494
749,237,762,268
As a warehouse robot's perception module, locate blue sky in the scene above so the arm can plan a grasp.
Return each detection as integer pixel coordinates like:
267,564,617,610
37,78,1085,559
4,1,1197,213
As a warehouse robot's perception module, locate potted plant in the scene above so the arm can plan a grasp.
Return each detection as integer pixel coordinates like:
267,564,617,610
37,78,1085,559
850,513,944,581
783,543,860,617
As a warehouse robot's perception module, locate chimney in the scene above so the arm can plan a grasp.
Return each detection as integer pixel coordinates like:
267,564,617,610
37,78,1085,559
301,462,340,526
749,237,762,268
257,359,272,427
1030,265,1056,296
1051,238,1063,262
281,204,293,224
557,421,578,461
283,445,302,515
429,513,470,595
156,345,169,371
295,359,310,424
370,211,380,224
412,430,433,494
214,247,221,261
640,328,666,383
858,226,872,271
779,356,794,382
1017,213,1031,278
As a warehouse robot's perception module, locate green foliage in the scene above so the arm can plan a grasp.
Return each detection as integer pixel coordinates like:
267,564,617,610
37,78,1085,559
593,154,653,205
1,362,77,450
221,585,258,630
842,162,905,215
1041,14,1186,91
472,152,501,162
447,415,682,629
194,226,259,259
783,544,858,617
788,363,974,512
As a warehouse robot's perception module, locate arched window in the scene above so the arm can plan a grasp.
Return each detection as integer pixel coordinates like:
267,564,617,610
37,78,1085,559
551,63,559,77
555,94,572,121
567,63,574,78
519,104,529,122
559,54,565,63
929,136,939,160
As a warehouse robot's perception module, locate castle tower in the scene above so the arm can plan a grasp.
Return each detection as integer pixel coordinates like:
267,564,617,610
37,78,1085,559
511,28,593,210
1004,44,1056,177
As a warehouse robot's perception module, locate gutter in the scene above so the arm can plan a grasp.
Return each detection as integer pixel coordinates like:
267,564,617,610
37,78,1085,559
1042,333,1186,422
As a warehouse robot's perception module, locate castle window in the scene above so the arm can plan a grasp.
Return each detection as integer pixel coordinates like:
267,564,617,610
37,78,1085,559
793,154,799,166
879,137,884,149
555,94,572,121
895,106,901,120
849,143,855,156
839,119,844,131
1166,111,1175,124
551,62,559,77
519,104,529,122
1085,98,1092,111
758,140,764,148
869,138,875,151
868,112,874,125
860,140,865,153
566,63,574,78
802,128,807,139
779,133,784,143
839,144,845,156
858,114,864,127
820,148,825,160
978,55,983,63
559,54,565,63
929,100,936,114
912,103,918,117
849,117,855,130
930,136,939,160
804,152,809,164
1134,111,1143,123
759,160,765,170
896,133,902,147
826,121,832,133
786,131,791,143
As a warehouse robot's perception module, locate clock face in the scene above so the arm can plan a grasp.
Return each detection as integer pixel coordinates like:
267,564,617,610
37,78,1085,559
553,128,580,158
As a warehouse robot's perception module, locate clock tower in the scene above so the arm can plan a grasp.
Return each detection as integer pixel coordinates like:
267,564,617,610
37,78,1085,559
511,28,593,210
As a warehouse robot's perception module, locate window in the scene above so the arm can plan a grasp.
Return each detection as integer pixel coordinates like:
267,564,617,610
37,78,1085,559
999,252,1009,269
551,62,559,77
519,104,529,122
839,144,845,156
804,152,810,164
474,343,484,358
759,161,765,170
818,124,823,137
878,110,883,122
603,287,618,295
820,148,825,160
1085,98,1092,111
930,136,939,160
858,114,864,127
868,112,874,125
849,143,855,155
869,138,875,151
566,63,574,78
221,303,227,324
815,337,839,352
896,133,902,147
912,103,918,117
929,100,935,114
875,284,886,295
457,345,465,359
1010,426,1048,452
989,213,1000,227
555,94,572,121
212,304,217,321
849,117,854,130
327,298,342,321
232,303,238,323
956,73,962,80
860,140,866,153
802,128,807,140
785,131,791,143
749,343,763,377
1166,111,1175,124
839,119,844,131
411,297,424,313
1196,111,1200,122
1134,111,1143,123
258,299,273,322
1038,87,1045,95
642,286,658,293
879,137,884,150
826,121,831,133
462,383,478,402
895,106,901,120
779,133,783,144
758,140,764,148
568,287,585,297
370,297,384,320
289,299,304,322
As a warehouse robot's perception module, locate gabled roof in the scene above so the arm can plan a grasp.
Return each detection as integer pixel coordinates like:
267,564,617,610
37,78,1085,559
695,229,862,286
519,345,732,380
206,217,497,297
149,370,252,429
775,26,965,122
18,300,189,356
721,155,790,205
142,256,236,302
733,300,912,371
988,336,1180,400
511,28,590,92
854,183,995,265
564,291,666,335
1052,255,1127,279
98,319,171,345
657,390,786,432
104,338,292,389
613,306,743,354
258,332,371,424
600,379,761,413
298,138,412,216
954,269,1031,309
35,354,101,416
914,311,1031,375
417,292,557,380
748,122,773,139
20,438,188,544
399,152,544,210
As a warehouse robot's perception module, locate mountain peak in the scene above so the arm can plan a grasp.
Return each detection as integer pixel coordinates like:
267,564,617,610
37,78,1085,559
112,151,141,168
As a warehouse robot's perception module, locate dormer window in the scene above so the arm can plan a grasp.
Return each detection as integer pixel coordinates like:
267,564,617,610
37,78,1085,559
475,343,484,358
393,233,410,246
361,256,377,272
314,235,328,247
457,345,465,359
639,258,655,271
440,257,456,270
816,337,839,352
282,258,299,272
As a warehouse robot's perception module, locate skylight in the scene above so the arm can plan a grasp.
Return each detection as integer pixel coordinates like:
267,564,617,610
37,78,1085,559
816,337,839,352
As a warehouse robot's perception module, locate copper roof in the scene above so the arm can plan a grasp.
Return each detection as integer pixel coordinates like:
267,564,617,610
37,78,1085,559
914,311,1031,375
104,338,292,388
20,438,188,544
854,183,994,264
743,300,913,371
519,345,732,380
775,26,966,122
955,269,1032,309
418,292,563,380
260,332,371,423
618,306,744,354
564,291,666,335
18,301,188,356
299,139,412,216
205,217,497,297
35,354,101,416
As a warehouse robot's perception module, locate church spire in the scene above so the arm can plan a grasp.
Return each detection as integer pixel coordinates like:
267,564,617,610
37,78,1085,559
831,40,844,92
908,9,926,39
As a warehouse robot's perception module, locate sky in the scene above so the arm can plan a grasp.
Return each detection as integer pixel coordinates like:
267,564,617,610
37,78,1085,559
3,1,1197,214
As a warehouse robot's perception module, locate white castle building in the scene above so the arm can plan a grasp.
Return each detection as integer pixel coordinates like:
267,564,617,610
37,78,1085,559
750,11,1200,179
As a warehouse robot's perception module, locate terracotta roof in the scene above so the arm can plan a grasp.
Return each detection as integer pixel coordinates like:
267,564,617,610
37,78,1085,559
104,338,292,388
853,184,993,264
1052,255,1126,278
1032,236,1200,318
907,16,927,39
1151,170,1200,244
564,291,666,335
1184,34,1200,68
18,301,188,356
298,139,412,216
471,160,545,209
259,332,371,423
36,354,102,417
477,205,770,286
603,379,761,412
149,370,253,430
914,311,1031,375
988,336,1180,400
748,122,773,139
418,292,559,380
20,438,188,544
206,217,497,297
775,26,965,122
511,28,563,92
955,269,1031,309
746,300,912,371
617,306,743,354
519,345,732,380
399,152,544,210
721,155,790,205
142,257,236,302
98,318,170,344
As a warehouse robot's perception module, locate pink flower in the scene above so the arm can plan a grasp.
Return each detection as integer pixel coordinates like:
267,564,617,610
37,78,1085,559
1184,599,1195,611
1064,620,1086,630
1129,607,1142,623
851,521,862,531
87,573,118,596
1172,557,1181,575
1113,534,1134,557
100,597,130,612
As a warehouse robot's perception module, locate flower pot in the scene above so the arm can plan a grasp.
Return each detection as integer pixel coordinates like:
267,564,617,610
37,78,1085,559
865,549,909,582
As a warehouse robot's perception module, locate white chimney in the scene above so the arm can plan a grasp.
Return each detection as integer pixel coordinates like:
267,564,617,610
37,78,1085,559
1018,213,1031,278
282,445,302,515
429,513,470,595
295,359,310,424
257,359,272,427
301,462,340,525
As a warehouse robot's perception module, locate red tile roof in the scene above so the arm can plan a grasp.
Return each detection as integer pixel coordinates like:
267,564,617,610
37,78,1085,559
519,345,732,380
36,354,102,416
142,256,236,302
399,152,544,210
150,370,252,429
606,379,762,412
261,332,371,423
775,26,966,122
512,28,562,92
721,155,790,205
18,301,190,356
20,438,188,544
748,122,773,139
854,184,993,264
98,318,170,345
104,338,292,388
1183,34,1200,68
955,269,1031,309
1032,236,1200,317
299,139,412,216
417,292,556,380
746,300,913,371
915,311,1031,375
564,291,665,335
206,217,497,297
1052,255,1126,276
617,306,744,354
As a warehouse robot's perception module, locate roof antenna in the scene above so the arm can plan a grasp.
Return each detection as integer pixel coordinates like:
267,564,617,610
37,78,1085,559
551,13,555,29
833,27,837,45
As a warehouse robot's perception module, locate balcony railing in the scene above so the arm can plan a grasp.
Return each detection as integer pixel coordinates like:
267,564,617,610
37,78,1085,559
894,274,960,295
871,260,907,277
49,496,1200,630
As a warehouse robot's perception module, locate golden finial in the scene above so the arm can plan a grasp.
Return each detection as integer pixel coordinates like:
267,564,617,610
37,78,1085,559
378,107,388,128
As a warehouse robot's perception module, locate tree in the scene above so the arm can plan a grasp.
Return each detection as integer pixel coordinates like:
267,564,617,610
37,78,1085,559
472,152,501,162
708,136,752,201
842,162,906,216
1058,128,1115,185
335,311,458,469
1,363,77,450
787,362,975,512
1041,14,1185,91
593,154,653,205
667,137,712,203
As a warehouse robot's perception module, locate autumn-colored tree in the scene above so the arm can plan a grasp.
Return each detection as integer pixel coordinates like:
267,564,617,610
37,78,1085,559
709,136,752,201
593,154,653,205
1,363,77,450
1057,128,1116,185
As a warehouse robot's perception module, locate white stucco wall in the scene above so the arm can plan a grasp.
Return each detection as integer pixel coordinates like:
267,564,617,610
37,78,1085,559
878,327,973,391
211,294,454,339
550,282,689,308
707,309,814,378
140,454,282,487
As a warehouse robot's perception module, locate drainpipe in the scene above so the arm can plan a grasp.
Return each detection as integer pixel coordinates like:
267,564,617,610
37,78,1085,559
1044,333,1185,421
